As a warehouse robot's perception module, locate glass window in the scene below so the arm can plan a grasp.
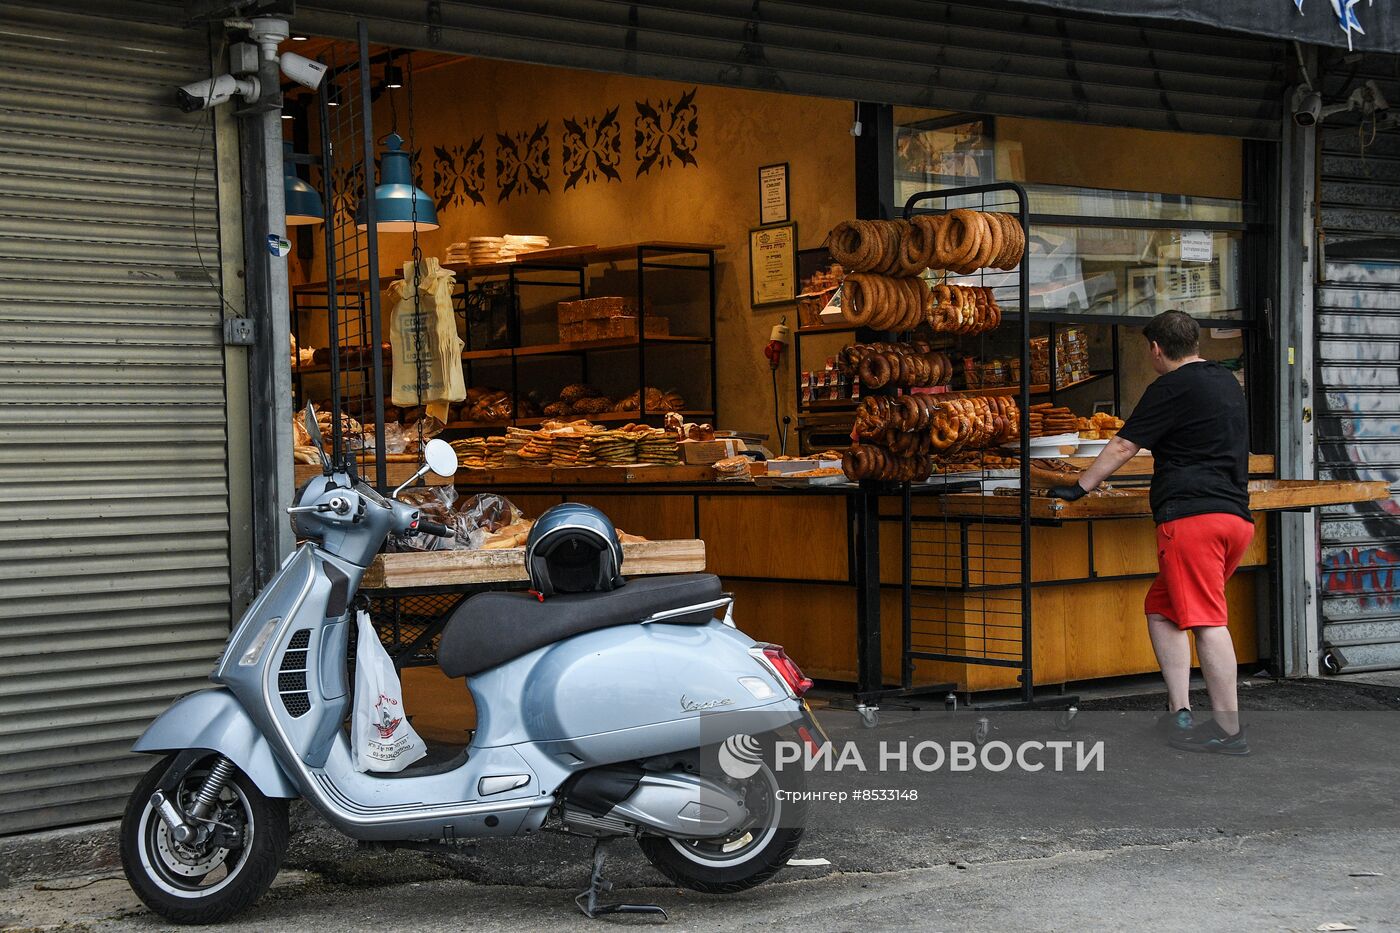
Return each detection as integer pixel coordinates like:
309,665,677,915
891,112,1251,323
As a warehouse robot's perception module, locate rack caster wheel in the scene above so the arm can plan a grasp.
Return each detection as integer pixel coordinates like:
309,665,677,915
857,704,880,729
1054,707,1078,733
944,693,958,713
972,717,990,746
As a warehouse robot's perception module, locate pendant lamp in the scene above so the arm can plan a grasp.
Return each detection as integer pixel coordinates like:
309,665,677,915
355,133,439,233
283,143,324,226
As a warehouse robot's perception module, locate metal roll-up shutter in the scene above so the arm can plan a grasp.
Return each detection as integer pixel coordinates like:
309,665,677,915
1314,55,1400,674
0,1,233,833
297,0,1286,139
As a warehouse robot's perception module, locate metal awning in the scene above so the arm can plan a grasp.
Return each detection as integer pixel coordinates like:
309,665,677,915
1028,1,1400,55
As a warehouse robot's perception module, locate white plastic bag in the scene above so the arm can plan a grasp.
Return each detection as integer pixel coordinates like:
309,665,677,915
351,610,427,773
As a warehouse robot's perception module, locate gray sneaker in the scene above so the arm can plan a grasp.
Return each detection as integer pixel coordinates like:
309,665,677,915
1169,720,1250,756
1154,709,1194,741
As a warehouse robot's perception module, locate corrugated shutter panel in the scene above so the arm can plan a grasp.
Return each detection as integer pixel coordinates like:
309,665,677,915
296,0,1286,139
1314,56,1400,674
0,0,232,833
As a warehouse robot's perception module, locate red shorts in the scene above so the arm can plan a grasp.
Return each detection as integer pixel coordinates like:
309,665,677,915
1144,513,1256,630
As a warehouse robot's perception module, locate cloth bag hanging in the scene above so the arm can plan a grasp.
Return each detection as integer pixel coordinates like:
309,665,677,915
389,257,466,408
351,610,428,773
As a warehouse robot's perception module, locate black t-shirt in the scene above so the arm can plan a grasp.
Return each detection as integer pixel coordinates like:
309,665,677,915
1117,360,1252,525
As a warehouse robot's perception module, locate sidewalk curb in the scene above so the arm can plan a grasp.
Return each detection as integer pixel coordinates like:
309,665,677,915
0,821,121,886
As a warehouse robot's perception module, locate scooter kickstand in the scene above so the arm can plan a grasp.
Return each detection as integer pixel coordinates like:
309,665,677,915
574,837,668,922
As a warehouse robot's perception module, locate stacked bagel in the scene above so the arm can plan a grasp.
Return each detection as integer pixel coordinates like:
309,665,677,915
842,393,1020,481
839,270,930,331
929,284,1001,336
837,342,953,390
829,213,1019,335
827,210,1024,277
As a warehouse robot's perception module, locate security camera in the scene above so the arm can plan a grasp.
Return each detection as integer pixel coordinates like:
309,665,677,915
1292,88,1323,127
176,73,260,112
279,51,327,90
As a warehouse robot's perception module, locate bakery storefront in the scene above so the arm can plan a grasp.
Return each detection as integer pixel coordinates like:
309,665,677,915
274,3,1386,734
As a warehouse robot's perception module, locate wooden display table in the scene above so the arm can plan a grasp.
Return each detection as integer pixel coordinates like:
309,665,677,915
459,465,718,485
925,479,1389,521
362,539,706,589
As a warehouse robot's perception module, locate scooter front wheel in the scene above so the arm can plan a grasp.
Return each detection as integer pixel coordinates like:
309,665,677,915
120,755,288,924
637,755,805,894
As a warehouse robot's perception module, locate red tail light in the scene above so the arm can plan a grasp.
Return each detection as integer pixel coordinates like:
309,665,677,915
761,644,813,697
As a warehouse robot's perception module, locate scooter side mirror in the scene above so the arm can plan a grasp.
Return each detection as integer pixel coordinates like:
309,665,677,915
423,438,458,477
304,403,331,473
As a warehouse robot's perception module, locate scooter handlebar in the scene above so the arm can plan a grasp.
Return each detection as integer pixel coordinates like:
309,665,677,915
414,519,454,539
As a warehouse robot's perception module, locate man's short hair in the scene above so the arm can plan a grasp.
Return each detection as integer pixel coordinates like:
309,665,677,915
1143,310,1199,360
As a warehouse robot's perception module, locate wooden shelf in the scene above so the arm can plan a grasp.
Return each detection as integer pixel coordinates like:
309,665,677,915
1030,370,1114,395
445,410,714,431
925,479,1387,522
442,241,723,277
796,323,858,335
511,334,711,358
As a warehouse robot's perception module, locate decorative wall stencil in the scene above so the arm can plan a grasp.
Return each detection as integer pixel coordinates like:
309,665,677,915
495,122,551,202
432,137,487,210
635,88,699,177
561,106,622,190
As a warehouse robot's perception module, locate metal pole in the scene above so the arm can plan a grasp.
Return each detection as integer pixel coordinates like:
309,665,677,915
242,69,295,582
1277,64,1320,678
356,22,387,492
1017,184,1034,704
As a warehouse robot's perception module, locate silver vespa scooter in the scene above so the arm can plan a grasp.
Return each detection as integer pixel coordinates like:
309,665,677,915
119,413,819,924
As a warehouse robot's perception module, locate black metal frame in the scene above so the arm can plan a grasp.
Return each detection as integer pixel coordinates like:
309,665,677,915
845,182,1077,714
444,245,720,431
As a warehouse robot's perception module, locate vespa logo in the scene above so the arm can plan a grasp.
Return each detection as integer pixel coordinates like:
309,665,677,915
680,694,734,712
717,733,764,780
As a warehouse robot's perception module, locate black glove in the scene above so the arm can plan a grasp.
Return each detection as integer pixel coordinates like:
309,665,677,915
1048,481,1088,502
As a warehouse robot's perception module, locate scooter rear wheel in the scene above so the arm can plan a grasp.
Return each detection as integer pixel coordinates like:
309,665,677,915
638,755,805,894
120,755,288,924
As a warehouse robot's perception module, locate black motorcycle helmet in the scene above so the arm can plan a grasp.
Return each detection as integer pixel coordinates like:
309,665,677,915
524,503,625,597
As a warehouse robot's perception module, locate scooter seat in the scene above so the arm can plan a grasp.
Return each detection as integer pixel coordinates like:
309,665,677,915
437,574,724,678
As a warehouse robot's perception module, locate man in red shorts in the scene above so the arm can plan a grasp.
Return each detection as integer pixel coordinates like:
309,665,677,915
1050,310,1253,755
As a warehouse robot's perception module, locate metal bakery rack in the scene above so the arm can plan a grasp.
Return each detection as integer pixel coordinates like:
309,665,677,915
846,181,1079,733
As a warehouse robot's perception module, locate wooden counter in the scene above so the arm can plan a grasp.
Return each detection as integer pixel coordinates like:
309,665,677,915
414,464,1387,695
362,539,705,589
926,479,1389,521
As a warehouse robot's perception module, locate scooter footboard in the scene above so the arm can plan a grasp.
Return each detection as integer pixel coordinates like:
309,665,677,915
131,687,298,799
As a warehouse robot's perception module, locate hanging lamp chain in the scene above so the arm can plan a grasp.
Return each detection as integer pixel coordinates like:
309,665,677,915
404,50,427,462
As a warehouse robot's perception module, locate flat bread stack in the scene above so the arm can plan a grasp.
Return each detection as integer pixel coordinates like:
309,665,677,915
591,429,639,465
517,433,553,466
484,434,527,470
550,432,598,467
503,234,550,257
632,427,680,465
467,236,507,265
449,437,487,470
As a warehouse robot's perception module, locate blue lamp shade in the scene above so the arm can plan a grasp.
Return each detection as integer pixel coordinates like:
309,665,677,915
355,133,439,233
283,144,324,226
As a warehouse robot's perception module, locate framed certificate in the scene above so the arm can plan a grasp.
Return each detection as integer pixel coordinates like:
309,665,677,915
758,162,790,225
749,223,797,308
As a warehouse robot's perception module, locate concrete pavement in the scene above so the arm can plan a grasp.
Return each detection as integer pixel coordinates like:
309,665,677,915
3,678,1398,931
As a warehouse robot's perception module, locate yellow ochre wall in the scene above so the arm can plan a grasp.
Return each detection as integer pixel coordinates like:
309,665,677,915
305,56,856,439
